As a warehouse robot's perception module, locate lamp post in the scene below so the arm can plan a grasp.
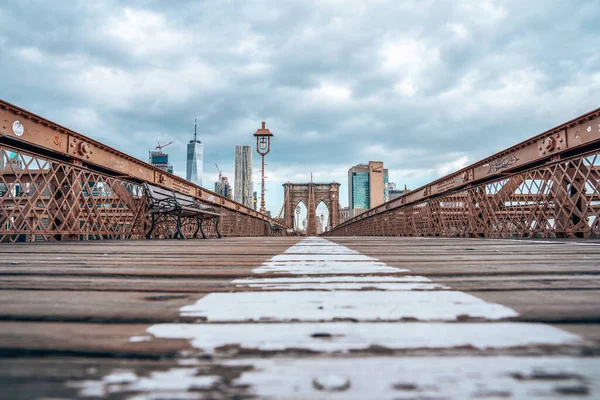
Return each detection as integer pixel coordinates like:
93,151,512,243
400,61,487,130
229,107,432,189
253,121,273,214
320,213,325,233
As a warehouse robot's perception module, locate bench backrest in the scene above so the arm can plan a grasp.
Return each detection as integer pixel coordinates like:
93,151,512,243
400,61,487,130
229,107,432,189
176,192,197,207
144,182,176,202
144,182,217,213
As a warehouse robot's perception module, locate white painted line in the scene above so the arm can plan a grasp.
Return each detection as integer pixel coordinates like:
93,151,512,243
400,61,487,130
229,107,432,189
253,261,405,274
233,275,443,290
284,246,359,254
128,335,152,343
271,254,377,261
233,276,433,284
236,282,445,290
179,291,518,321
148,322,580,353
67,368,218,398
228,357,600,399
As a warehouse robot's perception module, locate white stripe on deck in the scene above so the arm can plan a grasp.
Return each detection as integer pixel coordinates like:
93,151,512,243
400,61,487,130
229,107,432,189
234,282,446,290
148,322,580,353
271,254,377,261
233,276,433,284
227,357,599,399
68,368,218,398
254,261,405,274
233,275,445,291
179,291,517,321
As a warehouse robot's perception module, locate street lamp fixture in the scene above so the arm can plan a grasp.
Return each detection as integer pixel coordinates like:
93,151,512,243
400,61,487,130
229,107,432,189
253,121,273,214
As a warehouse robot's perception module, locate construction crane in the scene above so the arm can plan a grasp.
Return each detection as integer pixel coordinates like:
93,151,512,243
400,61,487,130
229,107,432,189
155,141,173,154
215,163,222,181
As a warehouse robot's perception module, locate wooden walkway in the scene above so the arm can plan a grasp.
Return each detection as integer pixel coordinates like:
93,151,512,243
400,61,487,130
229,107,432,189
1,237,599,399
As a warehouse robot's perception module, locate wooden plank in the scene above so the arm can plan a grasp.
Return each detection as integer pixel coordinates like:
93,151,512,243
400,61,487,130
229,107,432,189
0,322,190,357
0,235,598,400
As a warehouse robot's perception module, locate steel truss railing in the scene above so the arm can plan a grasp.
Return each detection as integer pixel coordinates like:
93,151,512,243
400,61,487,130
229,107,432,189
0,99,288,242
326,108,600,238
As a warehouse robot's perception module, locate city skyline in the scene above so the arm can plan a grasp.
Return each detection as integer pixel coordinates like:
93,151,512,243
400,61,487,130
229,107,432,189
1,1,598,213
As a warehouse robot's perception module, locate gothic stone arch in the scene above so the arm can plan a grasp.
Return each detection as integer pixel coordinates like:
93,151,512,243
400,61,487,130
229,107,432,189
283,182,340,236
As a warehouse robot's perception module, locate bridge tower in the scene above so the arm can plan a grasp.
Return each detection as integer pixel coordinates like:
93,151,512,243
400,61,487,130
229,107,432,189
283,181,340,235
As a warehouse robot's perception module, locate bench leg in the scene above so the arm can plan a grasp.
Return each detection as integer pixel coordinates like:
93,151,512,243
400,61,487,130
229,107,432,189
199,219,207,239
176,212,185,240
146,213,156,239
193,218,204,239
215,217,222,239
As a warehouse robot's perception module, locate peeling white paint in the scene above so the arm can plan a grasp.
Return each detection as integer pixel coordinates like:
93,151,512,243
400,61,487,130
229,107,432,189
235,282,445,290
148,322,580,353
234,274,443,290
253,261,405,274
271,254,377,261
228,357,600,399
129,336,152,343
68,368,218,398
179,291,518,321
233,276,433,284
284,245,359,254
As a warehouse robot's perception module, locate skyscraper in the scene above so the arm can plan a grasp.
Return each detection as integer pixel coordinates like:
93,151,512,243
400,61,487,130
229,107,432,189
149,151,174,174
347,161,389,217
186,118,203,186
234,145,253,208
214,176,232,199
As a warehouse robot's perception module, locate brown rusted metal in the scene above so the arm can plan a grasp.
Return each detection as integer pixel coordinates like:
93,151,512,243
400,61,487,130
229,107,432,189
326,108,600,238
0,100,287,242
0,99,284,228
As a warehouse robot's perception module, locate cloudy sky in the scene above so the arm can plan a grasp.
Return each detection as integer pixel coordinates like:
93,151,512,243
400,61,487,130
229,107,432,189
1,0,599,215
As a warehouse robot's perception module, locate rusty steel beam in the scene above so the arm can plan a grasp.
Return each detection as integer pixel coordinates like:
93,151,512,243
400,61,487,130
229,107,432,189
0,99,287,230
328,107,600,238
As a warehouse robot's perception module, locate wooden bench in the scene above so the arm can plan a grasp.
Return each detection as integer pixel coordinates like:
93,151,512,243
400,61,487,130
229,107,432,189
142,182,221,240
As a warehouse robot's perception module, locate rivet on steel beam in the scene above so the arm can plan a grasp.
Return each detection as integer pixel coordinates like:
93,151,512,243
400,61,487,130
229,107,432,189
543,137,555,152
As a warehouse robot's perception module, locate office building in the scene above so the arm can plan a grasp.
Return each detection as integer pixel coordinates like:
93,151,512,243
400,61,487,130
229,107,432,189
234,145,253,208
149,151,174,174
347,161,389,217
214,176,232,199
186,118,203,186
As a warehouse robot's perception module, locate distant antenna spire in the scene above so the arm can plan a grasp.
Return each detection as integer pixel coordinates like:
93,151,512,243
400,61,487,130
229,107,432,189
194,117,197,142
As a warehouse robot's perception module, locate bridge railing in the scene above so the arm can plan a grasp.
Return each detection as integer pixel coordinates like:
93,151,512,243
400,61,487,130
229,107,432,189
0,99,289,242
325,107,600,238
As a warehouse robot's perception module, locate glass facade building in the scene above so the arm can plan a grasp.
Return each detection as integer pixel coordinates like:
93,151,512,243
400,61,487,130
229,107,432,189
350,171,370,209
149,151,174,174
347,162,389,217
186,140,203,187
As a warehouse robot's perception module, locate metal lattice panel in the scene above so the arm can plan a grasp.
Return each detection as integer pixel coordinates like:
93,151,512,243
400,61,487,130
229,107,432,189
328,149,600,238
